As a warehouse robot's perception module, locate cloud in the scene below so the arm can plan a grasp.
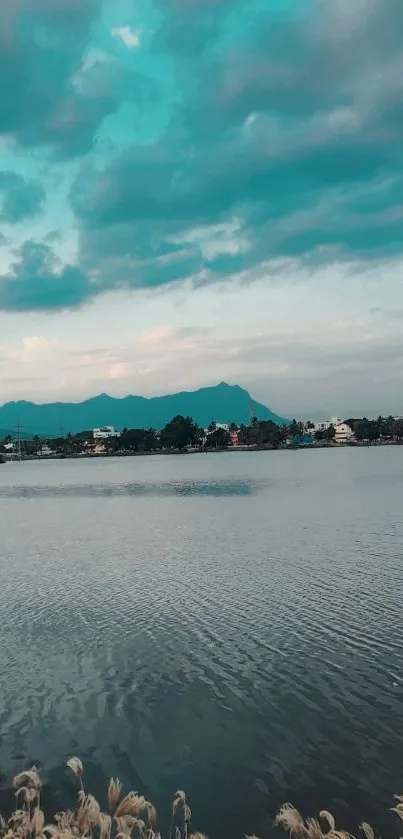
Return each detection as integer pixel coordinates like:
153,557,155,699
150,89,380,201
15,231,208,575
0,241,92,311
11,335,58,362
109,361,128,379
111,26,141,48
51,304,403,415
22,336,57,352
0,172,45,222
64,0,403,304
0,0,140,157
139,325,175,345
0,0,403,311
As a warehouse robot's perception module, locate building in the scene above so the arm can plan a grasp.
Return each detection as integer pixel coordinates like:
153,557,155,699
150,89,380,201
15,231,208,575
39,444,54,456
311,417,339,432
94,443,107,454
334,422,355,444
204,423,230,432
202,422,237,446
93,426,120,439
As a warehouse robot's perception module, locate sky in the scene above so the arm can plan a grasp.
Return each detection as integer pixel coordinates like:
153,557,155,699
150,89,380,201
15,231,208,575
0,0,403,418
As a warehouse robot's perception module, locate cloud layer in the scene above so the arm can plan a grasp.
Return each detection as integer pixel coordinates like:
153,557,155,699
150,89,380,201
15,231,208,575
0,0,402,311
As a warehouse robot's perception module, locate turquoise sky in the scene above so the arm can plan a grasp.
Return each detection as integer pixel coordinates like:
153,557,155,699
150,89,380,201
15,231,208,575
0,0,403,416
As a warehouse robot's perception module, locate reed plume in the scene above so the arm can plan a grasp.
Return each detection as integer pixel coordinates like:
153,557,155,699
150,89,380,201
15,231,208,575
115,794,145,819
108,780,122,812
275,803,307,838
275,802,378,839
2,756,403,839
13,770,42,792
67,758,85,792
360,823,375,839
67,758,84,778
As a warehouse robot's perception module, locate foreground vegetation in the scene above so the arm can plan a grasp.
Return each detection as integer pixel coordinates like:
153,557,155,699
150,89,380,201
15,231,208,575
5,759,186,839
4,758,403,839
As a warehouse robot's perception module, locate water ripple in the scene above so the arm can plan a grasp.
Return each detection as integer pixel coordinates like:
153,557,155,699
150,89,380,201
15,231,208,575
0,451,403,839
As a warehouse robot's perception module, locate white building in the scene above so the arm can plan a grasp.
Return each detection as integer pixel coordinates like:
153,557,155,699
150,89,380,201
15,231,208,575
39,444,54,456
311,417,339,432
93,425,120,439
203,422,230,435
334,422,355,444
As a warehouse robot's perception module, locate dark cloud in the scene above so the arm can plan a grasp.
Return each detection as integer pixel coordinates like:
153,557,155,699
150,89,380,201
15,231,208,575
0,172,45,222
0,0,133,157
1,0,403,310
0,241,92,311
153,0,234,56
68,0,403,300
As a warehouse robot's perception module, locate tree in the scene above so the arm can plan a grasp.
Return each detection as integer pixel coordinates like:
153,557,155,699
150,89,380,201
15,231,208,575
315,425,335,442
204,427,231,448
119,428,159,452
161,415,201,450
379,416,395,439
32,435,41,453
238,419,286,448
353,418,378,442
286,419,304,439
104,436,120,454
394,418,403,440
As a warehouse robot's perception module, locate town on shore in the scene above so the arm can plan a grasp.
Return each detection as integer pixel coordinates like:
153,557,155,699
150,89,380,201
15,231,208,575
2,413,403,461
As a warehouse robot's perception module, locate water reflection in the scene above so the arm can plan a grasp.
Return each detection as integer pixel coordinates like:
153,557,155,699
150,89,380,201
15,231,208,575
0,478,261,498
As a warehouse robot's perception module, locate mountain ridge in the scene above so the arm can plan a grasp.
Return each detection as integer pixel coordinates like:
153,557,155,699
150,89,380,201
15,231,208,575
0,382,288,436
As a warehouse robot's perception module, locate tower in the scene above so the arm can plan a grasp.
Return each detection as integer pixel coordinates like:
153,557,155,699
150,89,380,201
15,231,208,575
14,420,23,461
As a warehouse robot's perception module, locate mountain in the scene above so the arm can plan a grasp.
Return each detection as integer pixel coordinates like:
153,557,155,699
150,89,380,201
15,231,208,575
0,428,32,440
0,383,288,437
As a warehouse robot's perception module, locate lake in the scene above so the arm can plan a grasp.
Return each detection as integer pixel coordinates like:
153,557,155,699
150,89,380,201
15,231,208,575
1,448,403,838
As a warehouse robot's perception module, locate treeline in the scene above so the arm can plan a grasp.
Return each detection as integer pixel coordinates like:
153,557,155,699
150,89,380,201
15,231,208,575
54,415,203,453
238,418,300,447
1,415,300,454
310,416,403,442
90,417,301,452
2,414,403,456
345,415,403,442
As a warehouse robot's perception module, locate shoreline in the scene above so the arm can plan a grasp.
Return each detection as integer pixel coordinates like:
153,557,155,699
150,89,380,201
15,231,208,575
3,438,403,462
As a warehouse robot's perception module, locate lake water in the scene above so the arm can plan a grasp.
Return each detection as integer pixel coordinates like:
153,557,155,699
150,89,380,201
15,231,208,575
1,448,403,838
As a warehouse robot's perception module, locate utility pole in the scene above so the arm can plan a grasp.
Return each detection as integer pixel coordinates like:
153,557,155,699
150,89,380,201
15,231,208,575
14,420,23,461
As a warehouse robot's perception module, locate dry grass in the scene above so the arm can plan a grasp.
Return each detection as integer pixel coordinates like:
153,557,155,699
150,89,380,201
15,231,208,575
0,759,400,839
0,760,191,839
274,801,386,839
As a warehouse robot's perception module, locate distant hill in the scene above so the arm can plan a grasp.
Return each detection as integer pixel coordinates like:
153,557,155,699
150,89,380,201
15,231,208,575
0,383,288,437
0,428,32,440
